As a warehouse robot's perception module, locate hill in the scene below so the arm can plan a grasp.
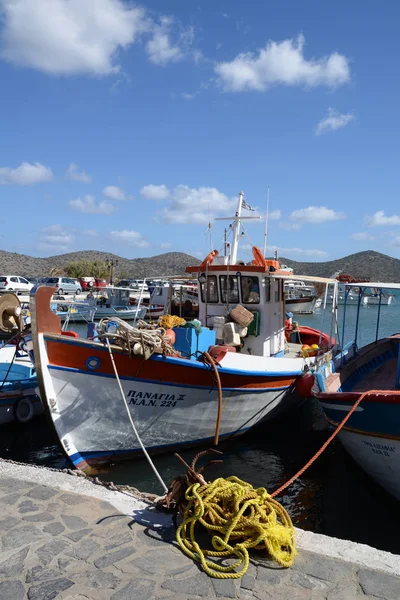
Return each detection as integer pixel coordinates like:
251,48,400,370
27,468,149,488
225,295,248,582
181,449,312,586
278,251,400,282
0,250,200,278
0,249,400,282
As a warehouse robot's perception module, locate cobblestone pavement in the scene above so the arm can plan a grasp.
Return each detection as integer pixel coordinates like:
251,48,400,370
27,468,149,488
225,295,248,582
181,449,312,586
0,474,399,600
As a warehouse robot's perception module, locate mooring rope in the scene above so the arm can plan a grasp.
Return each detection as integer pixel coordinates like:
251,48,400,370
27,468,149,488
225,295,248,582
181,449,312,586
105,338,168,493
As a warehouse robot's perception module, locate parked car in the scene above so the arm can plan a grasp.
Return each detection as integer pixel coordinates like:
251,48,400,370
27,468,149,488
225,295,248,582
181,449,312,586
0,276,33,294
136,279,149,292
94,278,108,290
79,277,95,290
44,277,82,295
115,279,138,289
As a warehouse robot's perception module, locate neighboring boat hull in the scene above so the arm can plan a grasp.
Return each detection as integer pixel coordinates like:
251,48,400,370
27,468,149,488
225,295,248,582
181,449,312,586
315,336,400,499
56,306,147,322
285,296,317,314
338,429,400,500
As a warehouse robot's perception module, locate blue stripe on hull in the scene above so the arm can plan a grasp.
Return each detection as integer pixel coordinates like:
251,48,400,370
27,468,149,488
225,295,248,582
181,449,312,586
321,400,400,438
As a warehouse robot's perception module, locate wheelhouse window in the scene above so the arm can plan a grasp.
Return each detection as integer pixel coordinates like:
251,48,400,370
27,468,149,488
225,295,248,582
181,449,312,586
263,277,271,302
200,275,219,303
273,279,284,302
241,276,260,304
220,275,239,304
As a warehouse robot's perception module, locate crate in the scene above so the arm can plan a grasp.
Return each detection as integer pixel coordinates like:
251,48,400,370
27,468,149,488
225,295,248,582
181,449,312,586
173,327,216,360
229,304,254,328
247,311,260,336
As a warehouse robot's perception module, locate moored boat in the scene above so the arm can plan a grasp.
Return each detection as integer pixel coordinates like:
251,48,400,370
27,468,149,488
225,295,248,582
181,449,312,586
30,191,338,473
310,280,400,499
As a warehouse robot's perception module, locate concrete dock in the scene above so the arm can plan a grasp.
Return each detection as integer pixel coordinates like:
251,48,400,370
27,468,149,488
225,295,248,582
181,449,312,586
0,460,399,600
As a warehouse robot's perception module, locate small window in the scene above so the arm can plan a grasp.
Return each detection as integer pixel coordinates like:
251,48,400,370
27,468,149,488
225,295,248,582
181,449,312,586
273,279,283,302
200,275,219,303
220,275,239,304
19,277,28,284
264,278,271,302
241,276,260,304
10,277,18,282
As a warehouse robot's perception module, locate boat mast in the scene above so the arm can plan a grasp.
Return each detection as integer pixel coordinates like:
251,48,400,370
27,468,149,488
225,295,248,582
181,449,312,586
215,191,261,264
263,187,269,258
230,191,244,265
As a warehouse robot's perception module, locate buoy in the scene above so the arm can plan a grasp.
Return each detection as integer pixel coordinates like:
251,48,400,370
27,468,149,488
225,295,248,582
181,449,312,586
296,374,315,398
310,344,319,351
164,328,176,345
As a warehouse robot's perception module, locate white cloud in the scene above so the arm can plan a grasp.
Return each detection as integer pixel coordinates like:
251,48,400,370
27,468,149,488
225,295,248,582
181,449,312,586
267,245,328,258
0,161,53,185
103,185,130,201
215,34,350,92
391,237,400,248
279,222,301,231
156,184,237,224
146,17,183,65
110,230,150,247
82,229,98,237
39,224,73,249
366,211,400,226
315,108,354,135
69,194,116,214
65,162,91,183
290,206,345,224
351,232,374,241
140,184,170,200
269,209,281,220
160,242,172,249
0,0,150,75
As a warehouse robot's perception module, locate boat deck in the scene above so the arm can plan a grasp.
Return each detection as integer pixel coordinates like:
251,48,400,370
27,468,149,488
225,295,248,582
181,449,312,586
351,357,398,392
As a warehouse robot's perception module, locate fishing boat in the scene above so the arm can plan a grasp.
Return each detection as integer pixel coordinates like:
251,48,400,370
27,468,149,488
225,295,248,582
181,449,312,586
53,287,147,323
0,294,41,424
284,280,317,314
29,191,338,473
309,280,400,500
0,345,41,424
324,274,395,306
146,281,199,320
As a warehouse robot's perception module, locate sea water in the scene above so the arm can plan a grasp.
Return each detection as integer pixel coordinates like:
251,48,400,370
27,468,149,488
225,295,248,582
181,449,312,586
1,303,399,554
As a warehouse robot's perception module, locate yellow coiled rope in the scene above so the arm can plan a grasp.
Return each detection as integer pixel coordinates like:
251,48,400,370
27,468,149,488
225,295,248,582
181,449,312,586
176,476,296,579
158,315,186,329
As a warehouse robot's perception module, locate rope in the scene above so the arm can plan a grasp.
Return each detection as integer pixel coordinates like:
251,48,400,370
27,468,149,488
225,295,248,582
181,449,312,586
270,388,387,498
105,338,168,493
176,476,296,578
203,351,223,445
98,317,177,359
158,315,186,329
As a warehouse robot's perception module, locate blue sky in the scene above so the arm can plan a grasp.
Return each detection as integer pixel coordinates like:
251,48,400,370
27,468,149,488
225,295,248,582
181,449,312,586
0,0,399,263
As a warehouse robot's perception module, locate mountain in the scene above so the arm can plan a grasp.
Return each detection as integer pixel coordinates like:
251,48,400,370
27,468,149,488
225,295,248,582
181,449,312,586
0,248,399,282
0,250,200,278
278,251,400,282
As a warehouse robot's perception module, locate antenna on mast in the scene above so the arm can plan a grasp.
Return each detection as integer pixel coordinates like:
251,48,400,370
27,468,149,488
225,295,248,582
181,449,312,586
263,187,269,258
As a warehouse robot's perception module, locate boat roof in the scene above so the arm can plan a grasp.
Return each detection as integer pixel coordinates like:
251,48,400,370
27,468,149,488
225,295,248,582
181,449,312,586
332,281,400,290
269,273,337,285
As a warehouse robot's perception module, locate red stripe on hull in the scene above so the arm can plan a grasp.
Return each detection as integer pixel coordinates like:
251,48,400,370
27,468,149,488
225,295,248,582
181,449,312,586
318,392,400,405
45,336,296,390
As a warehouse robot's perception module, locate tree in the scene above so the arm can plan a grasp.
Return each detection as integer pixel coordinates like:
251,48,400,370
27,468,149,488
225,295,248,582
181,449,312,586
48,266,65,276
64,260,109,279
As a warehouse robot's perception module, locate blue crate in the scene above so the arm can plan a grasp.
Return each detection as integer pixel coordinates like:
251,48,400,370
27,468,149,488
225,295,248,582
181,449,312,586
173,327,216,360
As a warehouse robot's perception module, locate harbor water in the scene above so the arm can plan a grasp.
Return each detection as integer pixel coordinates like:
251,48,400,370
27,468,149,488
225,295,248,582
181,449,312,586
1,302,399,554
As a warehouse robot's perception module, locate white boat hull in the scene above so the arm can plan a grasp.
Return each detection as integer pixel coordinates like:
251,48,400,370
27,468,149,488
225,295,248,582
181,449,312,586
48,366,298,469
338,429,400,499
285,297,316,314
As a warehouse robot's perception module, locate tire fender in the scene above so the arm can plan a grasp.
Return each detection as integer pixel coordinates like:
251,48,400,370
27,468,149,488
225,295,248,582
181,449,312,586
14,396,35,423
